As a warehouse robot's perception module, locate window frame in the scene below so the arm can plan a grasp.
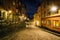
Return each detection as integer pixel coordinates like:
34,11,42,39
53,20,59,28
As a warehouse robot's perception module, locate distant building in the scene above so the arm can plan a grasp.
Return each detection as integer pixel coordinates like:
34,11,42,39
0,9,7,21
0,0,27,23
33,12,41,26
38,0,60,32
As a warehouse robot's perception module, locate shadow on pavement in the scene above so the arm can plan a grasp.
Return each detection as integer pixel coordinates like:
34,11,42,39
0,22,26,39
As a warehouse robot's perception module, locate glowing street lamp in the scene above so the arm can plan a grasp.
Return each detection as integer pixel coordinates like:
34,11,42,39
8,10,12,13
50,6,58,12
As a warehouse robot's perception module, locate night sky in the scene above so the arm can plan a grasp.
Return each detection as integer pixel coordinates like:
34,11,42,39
21,0,43,19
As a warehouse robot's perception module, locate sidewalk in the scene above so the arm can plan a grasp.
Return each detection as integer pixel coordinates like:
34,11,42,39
40,27,60,37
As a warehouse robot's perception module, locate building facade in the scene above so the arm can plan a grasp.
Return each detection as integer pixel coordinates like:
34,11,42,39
33,12,41,26
0,0,26,24
38,0,60,32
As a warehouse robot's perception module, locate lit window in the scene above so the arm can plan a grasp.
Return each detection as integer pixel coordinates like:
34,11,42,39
42,20,44,24
53,20,59,28
47,20,51,25
42,20,46,24
13,2,15,5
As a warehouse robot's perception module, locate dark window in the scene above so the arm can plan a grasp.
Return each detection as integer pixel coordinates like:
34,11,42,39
44,11,46,17
47,9,50,15
44,4,46,8
47,20,51,25
0,11,1,16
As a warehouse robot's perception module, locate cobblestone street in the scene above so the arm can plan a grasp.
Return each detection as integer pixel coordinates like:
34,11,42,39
2,27,60,40
0,0,60,40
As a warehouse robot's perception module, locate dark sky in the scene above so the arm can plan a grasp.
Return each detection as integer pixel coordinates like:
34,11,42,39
21,0,43,19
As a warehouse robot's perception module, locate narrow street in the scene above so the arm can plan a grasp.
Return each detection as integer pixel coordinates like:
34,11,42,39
0,0,60,40
1,25,60,40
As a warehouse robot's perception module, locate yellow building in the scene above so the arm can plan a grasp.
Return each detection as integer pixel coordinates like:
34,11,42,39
0,9,7,21
39,0,60,32
2,0,27,22
33,12,41,26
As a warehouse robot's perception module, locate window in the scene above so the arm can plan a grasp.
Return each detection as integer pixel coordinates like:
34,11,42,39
47,0,51,5
48,9,51,15
44,4,46,8
0,11,2,20
0,11,1,16
42,20,46,24
13,2,15,5
47,20,51,25
42,20,44,24
3,12,5,19
53,20,59,28
44,11,46,17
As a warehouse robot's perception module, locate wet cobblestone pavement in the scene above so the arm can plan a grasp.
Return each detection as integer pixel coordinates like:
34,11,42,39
2,27,60,40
